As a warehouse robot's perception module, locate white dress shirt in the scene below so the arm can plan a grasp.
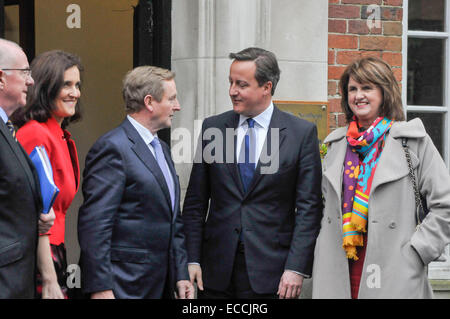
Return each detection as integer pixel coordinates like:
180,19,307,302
127,115,174,182
235,102,274,167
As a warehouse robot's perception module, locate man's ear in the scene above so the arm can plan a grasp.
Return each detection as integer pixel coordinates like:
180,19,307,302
144,94,154,112
263,81,273,96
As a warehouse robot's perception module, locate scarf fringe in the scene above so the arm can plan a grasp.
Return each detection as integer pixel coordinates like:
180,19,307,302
343,235,364,260
344,246,359,261
350,222,367,233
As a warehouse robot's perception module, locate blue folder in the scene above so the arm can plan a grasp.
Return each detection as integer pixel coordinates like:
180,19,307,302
29,146,59,214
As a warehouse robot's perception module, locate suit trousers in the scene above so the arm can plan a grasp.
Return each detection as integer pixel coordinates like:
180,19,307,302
198,242,277,299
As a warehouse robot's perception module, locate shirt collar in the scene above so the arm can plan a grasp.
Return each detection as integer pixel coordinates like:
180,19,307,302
238,101,274,129
127,115,157,145
0,107,8,124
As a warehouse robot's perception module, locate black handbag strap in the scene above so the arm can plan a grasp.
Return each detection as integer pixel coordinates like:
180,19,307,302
401,138,427,227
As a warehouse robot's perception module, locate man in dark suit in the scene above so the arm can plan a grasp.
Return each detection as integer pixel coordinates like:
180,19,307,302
183,47,323,299
78,66,193,299
0,39,54,298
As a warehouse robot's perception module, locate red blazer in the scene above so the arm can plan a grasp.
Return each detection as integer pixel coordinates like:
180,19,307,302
17,117,79,246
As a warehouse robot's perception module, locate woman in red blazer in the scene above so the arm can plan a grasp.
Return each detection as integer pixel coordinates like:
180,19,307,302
12,50,82,299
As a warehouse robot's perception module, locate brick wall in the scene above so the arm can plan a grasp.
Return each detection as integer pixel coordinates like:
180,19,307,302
328,0,403,130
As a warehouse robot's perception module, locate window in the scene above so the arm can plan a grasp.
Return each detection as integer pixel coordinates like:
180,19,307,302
403,0,450,280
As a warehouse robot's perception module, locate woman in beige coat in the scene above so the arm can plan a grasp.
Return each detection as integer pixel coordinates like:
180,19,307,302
312,57,450,298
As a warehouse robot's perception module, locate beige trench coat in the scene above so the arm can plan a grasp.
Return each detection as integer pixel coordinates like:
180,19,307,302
312,119,450,298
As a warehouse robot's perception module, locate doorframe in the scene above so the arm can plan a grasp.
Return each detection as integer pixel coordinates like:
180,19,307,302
0,0,35,61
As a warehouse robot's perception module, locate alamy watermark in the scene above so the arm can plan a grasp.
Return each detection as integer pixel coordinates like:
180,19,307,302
66,4,81,29
171,120,280,174
366,4,381,30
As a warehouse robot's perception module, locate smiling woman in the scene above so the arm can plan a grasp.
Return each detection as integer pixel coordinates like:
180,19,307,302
10,50,83,299
312,57,450,299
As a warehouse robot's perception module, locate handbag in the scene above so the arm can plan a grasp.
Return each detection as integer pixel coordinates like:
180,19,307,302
401,138,429,227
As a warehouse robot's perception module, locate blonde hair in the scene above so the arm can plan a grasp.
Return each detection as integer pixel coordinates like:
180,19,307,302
122,66,175,114
340,57,405,122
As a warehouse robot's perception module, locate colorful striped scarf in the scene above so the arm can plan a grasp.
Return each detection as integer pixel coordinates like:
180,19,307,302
342,117,392,260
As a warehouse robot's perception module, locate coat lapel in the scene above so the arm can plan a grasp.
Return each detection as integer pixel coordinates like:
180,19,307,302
370,125,420,196
322,128,347,207
121,119,173,212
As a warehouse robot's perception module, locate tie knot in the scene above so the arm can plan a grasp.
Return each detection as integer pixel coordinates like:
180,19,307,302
6,120,15,137
150,137,160,147
247,118,255,128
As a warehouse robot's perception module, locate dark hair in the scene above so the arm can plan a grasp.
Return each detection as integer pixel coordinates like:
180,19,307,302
340,56,405,123
11,50,83,129
229,47,280,95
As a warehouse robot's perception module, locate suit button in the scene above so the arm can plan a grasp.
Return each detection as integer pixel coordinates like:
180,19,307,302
389,222,396,229
234,228,240,234
327,217,331,224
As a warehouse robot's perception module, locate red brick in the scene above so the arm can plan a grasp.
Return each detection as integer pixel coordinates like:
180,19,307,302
360,36,402,51
337,113,347,127
342,0,381,4
383,0,402,6
383,21,402,36
393,67,402,82
329,19,347,33
362,6,402,21
382,52,402,67
348,19,381,34
328,50,336,65
337,50,381,65
328,81,338,96
329,34,358,49
329,66,347,80
329,0,340,4
329,4,361,19
328,114,338,131
381,7,402,21
329,98,343,113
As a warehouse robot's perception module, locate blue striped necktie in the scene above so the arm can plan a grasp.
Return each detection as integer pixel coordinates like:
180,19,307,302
6,120,17,141
150,137,175,211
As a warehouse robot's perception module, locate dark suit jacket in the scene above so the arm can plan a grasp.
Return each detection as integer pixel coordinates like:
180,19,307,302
182,106,323,294
78,118,189,299
0,119,41,299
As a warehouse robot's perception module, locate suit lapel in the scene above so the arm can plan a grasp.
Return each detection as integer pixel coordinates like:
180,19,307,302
121,119,173,212
0,120,40,207
244,106,287,198
224,112,245,195
161,141,180,220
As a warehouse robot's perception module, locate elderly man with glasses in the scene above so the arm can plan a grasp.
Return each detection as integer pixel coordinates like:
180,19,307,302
0,38,54,298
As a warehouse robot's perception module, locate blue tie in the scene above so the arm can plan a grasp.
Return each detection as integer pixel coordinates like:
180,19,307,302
238,118,256,193
150,137,175,211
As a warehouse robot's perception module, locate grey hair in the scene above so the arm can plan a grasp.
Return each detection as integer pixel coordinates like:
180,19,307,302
229,47,281,95
122,65,175,114
0,39,23,68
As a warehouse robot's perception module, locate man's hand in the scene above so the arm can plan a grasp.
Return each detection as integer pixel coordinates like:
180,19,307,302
188,264,204,291
176,280,195,299
91,290,115,299
277,271,304,299
38,208,55,234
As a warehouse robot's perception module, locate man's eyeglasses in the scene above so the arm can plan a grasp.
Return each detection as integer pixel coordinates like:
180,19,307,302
1,68,32,77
